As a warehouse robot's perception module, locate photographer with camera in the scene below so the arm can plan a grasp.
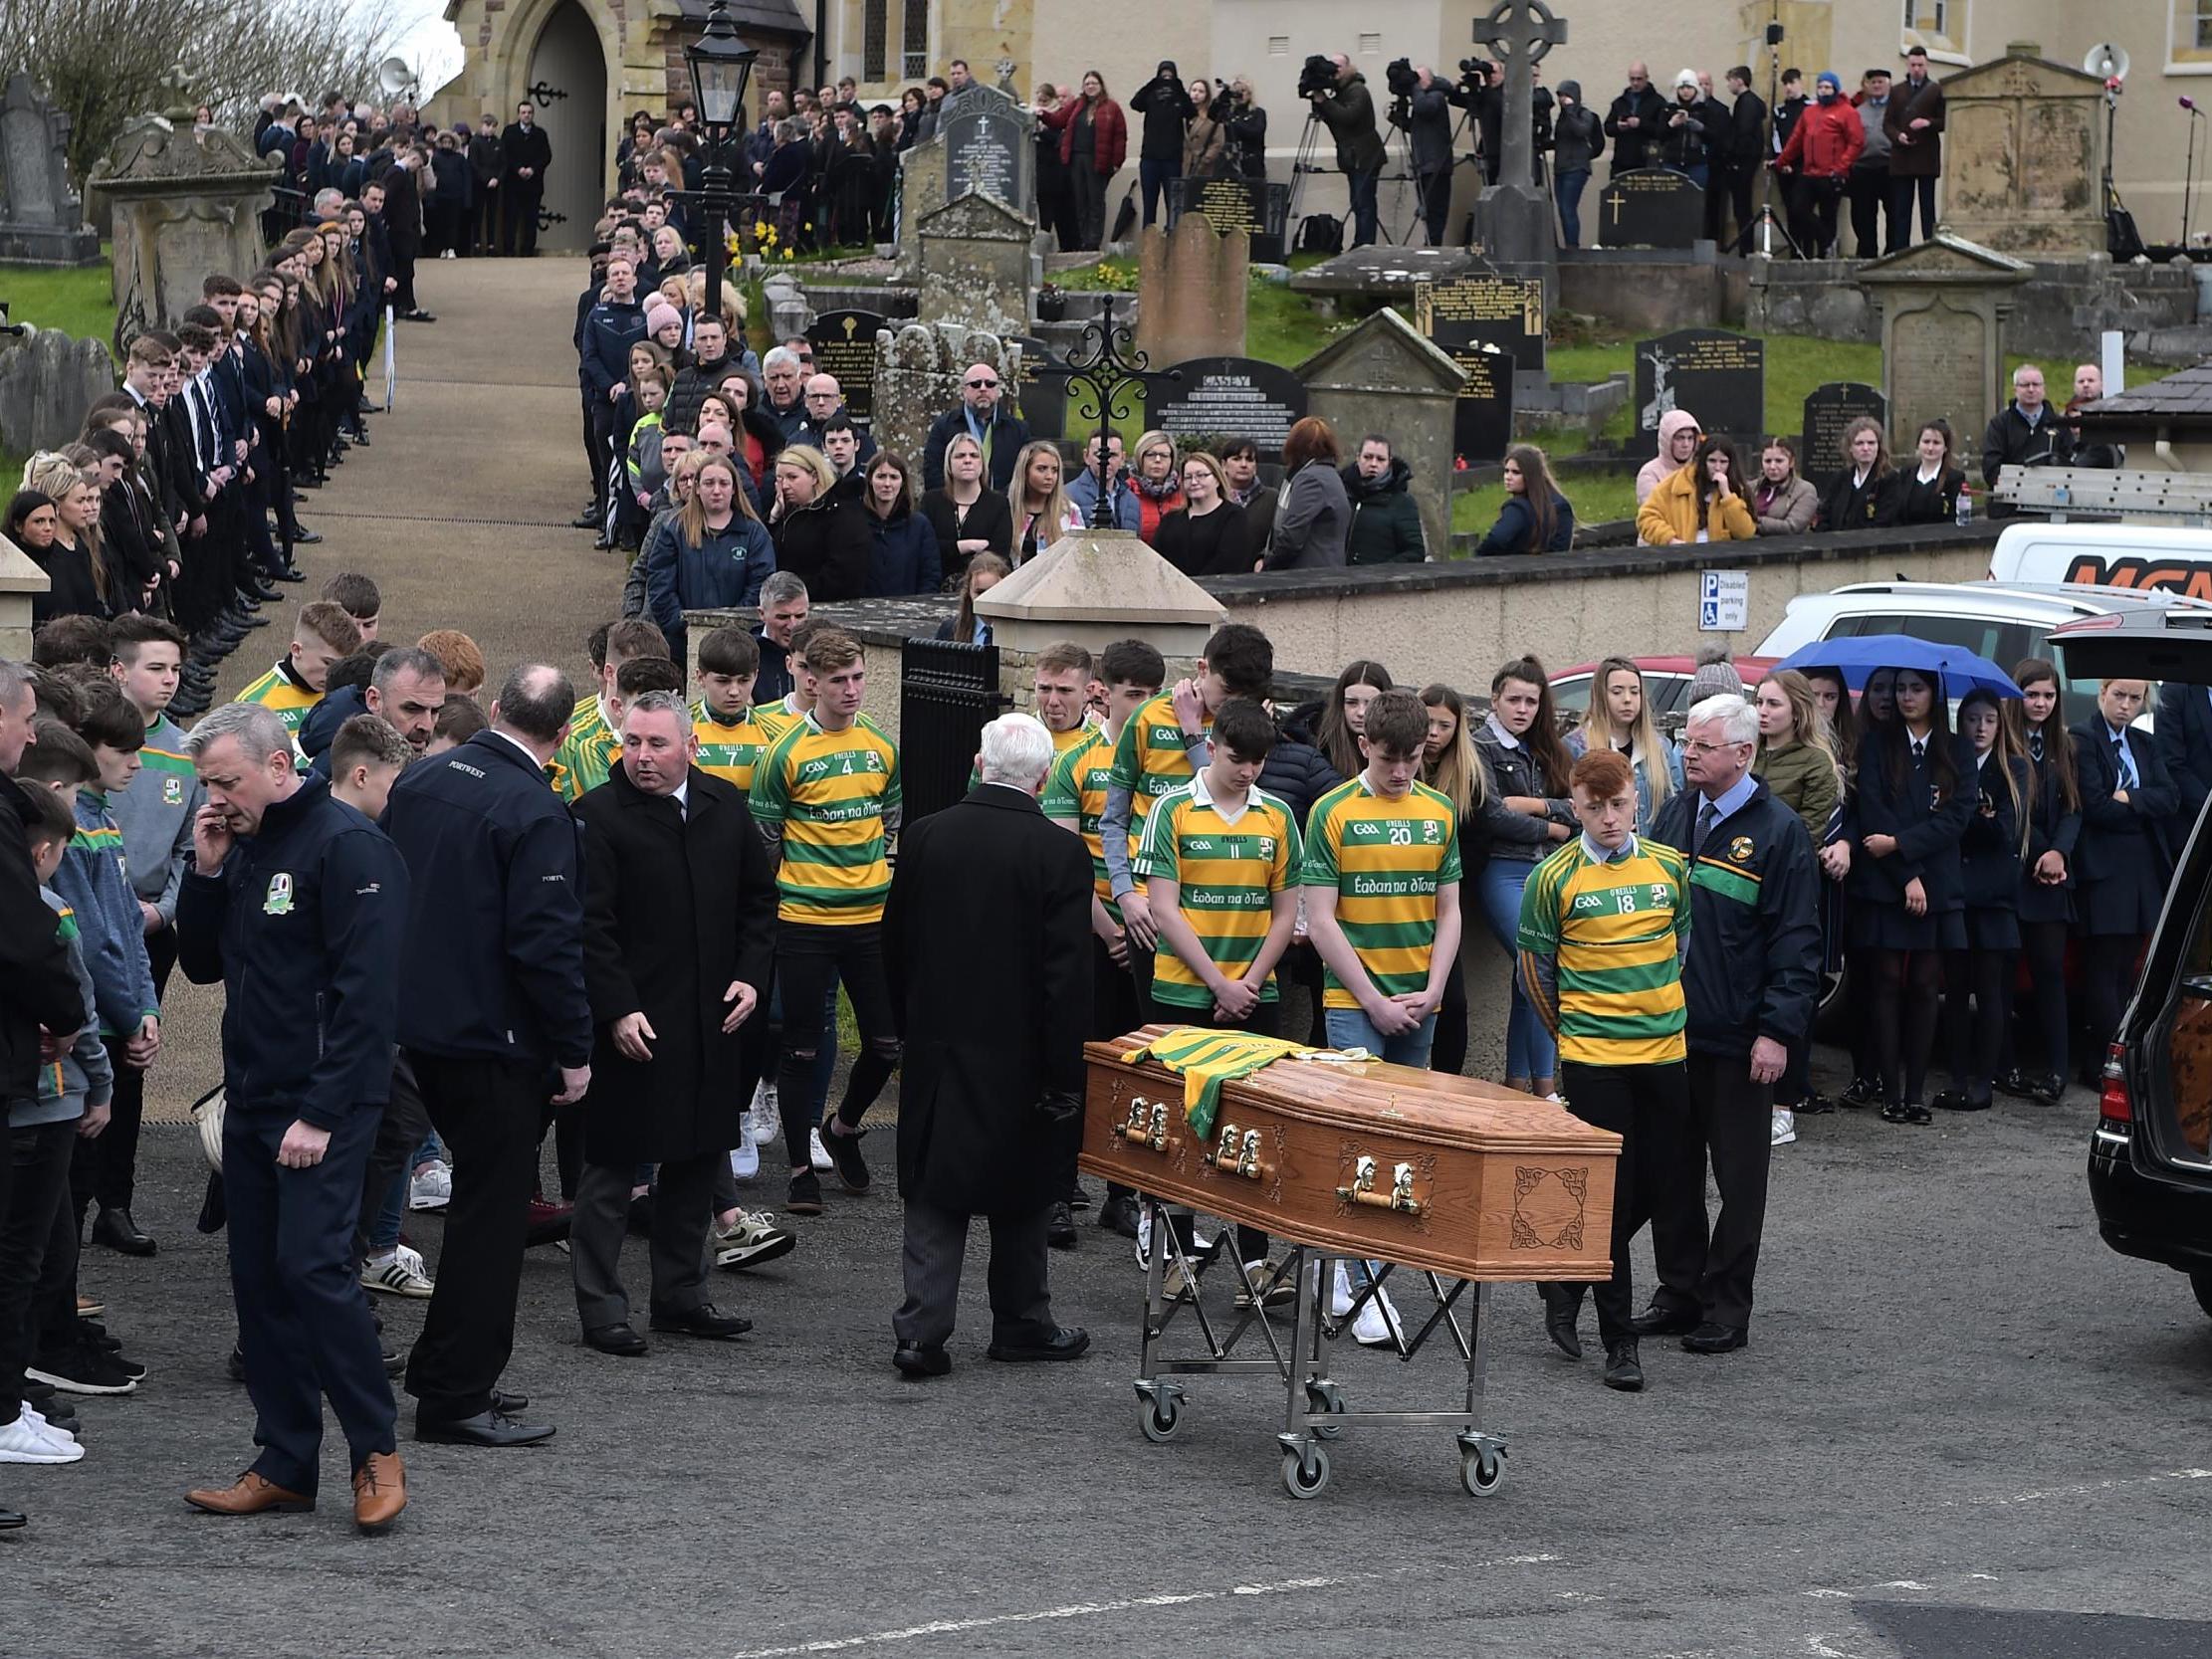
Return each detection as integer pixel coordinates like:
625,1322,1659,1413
1605,62,1666,175
1130,60,1198,229
1306,53,1386,249
1219,77,1268,181
1550,80,1605,247
1395,62,1455,246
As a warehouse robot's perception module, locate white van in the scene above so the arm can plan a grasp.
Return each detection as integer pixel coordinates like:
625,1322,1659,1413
1989,522,2212,598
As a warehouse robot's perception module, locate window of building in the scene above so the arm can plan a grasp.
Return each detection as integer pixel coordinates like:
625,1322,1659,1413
2176,0,2212,70
1902,0,1968,66
902,0,929,81
864,0,888,83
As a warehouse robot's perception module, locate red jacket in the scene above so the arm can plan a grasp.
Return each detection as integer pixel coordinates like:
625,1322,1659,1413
1041,96,1128,176
1774,98,1864,180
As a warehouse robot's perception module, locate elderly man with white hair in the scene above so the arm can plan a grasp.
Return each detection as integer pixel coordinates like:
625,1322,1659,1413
1638,693,1821,1361
174,702,412,1532
881,713,1095,1377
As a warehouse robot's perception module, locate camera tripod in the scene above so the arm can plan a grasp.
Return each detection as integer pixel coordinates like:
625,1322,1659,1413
1752,18,1803,258
1288,105,1412,248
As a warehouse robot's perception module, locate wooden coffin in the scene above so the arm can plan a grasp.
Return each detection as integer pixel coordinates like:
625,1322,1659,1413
1079,1027,1621,1283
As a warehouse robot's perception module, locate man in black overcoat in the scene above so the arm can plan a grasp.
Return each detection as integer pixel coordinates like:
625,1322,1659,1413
501,102,553,257
567,693,775,1355
883,714,1094,1376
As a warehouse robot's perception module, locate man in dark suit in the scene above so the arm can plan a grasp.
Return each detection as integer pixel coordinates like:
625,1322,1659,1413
567,693,775,1356
882,713,1094,1376
381,664,593,1447
468,113,504,256
2159,678,2212,843
2075,679,2178,1069
501,102,553,257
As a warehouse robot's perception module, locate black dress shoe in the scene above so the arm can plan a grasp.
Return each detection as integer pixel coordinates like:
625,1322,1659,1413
1602,1340,1645,1391
490,1388,530,1413
414,1409,555,1447
92,1206,157,1257
1046,1201,1077,1249
1066,1182,1092,1211
2030,1072,2065,1105
0,1507,24,1530
1931,1090,1990,1113
893,1341,951,1377
1680,1322,1748,1354
1539,1283,1583,1359
237,610,270,629
1880,1100,1933,1126
648,1305,752,1341
1628,1303,1700,1338
281,537,318,553
583,1322,648,1355
1097,1192,1142,1239
987,1326,1091,1362
570,509,601,528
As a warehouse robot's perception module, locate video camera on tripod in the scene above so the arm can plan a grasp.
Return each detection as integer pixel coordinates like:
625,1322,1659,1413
1298,54,1337,100
1385,58,1419,129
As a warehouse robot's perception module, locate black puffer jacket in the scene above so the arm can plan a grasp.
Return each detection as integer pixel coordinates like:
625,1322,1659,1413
0,773,88,1110
771,490,872,601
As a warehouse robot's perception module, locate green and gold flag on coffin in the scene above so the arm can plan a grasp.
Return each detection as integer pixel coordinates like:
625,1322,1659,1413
1122,1027,1337,1140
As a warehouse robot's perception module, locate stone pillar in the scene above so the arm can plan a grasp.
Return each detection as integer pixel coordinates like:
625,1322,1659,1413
0,535,46,662
975,528,1225,661
1136,217,1248,367
90,117,277,349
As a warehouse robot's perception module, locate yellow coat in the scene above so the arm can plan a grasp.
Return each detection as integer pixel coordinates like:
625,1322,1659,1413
1636,461,1758,546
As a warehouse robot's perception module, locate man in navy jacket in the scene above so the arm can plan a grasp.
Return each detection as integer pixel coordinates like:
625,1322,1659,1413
381,664,592,1448
1641,693,1819,1356
175,702,410,1529
579,257,648,530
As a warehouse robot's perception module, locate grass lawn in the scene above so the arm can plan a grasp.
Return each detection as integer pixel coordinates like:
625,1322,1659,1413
0,260,116,354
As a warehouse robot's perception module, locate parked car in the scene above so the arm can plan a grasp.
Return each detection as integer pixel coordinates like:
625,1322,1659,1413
1756,580,2212,726
1550,654,1776,733
1989,520,2212,601
2050,605,2212,1321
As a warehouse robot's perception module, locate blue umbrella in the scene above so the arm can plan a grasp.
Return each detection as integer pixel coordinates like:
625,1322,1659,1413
1773,633,2022,700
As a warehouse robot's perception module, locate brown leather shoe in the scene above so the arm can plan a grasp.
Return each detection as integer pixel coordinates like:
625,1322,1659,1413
351,1450,406,1533
184,1471,314,1516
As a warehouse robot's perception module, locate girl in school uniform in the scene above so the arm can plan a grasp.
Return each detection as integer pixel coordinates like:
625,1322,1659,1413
1851,666,1974,1125
2071,676,2177,1072
1935,688,2030,1113
1754,669,1843,1141
1998,658,2081,1105
1836,666,1892,1108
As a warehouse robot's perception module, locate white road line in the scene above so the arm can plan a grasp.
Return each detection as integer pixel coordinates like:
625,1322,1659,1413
728,1555,1565,1659
1960,1466,2212,1509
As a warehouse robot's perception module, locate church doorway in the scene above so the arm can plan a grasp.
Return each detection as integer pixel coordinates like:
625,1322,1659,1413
523,0,607,251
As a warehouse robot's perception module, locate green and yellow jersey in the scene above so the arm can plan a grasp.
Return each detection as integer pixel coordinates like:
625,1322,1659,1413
1299,776,1462,1010
1135,775,1301,1008
692,701,773,793
1109,693,1212,847
750,713,901,926
1516,836,1690,1067
232,659,321,734
1043,726,1124,921
550,695,621,802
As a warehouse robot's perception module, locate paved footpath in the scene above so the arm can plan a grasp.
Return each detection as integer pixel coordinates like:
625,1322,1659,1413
13,260,2212,1658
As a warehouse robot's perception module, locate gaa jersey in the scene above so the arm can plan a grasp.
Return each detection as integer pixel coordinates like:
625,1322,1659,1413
550,697,622,803
1299,775,1463,1009
1516,836,1691,1067
692,701,772,792
232,659,321,734
1135,776,1301,1008
752,694,806,744
1043,726,1125,920
1109,693,1213,845
750,713,901,926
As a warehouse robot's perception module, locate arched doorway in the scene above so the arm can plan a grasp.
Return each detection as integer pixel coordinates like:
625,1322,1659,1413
524,0,607,251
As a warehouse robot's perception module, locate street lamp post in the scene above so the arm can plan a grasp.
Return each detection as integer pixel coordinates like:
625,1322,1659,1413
685,0,759,324
1059,294,1180,529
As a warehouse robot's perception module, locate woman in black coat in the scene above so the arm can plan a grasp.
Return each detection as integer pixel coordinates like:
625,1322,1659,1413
571,748,777,1168
2000,658,2081,1103
1849,665,1974,1124
1818,417,1897,532
1937,689,2029,1113
769,448,871,601
2072,677,2177,1073
1893,418,1967,526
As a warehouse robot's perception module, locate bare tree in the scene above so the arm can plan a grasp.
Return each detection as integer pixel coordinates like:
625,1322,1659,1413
0,0,406,184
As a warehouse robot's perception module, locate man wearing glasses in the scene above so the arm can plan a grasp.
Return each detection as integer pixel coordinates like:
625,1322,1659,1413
923,361,1030,493
1637,694,1820,1359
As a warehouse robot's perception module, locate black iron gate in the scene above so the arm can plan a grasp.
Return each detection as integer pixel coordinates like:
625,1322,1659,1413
900,639,1011,823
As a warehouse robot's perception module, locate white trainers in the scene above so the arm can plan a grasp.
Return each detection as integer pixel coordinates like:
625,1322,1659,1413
408,1160,453,1211
1771,1108,1798,1146
808,1126,833,1172
746,1083,779,1147
1332,1260,1404,1348
20,1405,74,1442
712,1208,796,1270
362,1244,436,1298
731,1135,760,1180
0,1413,84,1464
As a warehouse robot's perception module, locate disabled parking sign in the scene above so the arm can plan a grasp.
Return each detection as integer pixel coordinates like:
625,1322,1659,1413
1699,569,1748,633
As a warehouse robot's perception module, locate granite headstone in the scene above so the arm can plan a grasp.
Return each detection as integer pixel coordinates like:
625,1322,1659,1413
1799,381,1888,493
1414,274,1546,372
1145,356,1307,462
0,73,101,266
1450,343,1516,467
1167,174,1290,264
1599,167,1703,250
1008,334,1070,442
1635,327,1765,440
806,309,889,426
942,98,1033,215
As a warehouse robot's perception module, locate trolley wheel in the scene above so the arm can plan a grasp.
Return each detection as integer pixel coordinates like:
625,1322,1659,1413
1281,1442,1332,1500
1139,1395,1183,1443
1304,1379,1347,1439
1460,1447,1505,1498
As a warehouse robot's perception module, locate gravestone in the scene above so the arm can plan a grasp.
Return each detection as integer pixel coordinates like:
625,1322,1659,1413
1464,0,1567,305
91,113,277,344
1858,232,2033,451
872,322,1015,470
1167,174,1291,264
1136,215,1248,368
942,95,1034,217
0,74,100,265
1294,308,1466,558
1450,342,1516,467
1145,356,1307,462
893,130,950,281
0,326,118,455
1938,45,2105,257
1414,274,1546,372
1008,335,1071,442
1635,327,1765,441
806,309,889,426
1800,382,1888,493
1598,167,1703,250
917,192,1033,337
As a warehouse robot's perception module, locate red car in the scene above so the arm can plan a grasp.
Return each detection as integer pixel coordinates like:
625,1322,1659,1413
1549,655,1778,728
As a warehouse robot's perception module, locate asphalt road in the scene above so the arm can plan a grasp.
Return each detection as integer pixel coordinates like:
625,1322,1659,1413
15,259,2210,1657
